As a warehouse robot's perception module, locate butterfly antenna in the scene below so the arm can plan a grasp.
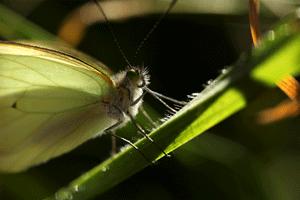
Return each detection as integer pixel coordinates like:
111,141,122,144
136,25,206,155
93,0,132,68
132,0,178,66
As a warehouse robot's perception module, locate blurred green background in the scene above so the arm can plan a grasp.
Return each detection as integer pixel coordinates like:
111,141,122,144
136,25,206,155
1,0,300,199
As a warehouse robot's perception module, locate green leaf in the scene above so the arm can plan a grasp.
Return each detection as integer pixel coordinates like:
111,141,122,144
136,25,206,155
0,4,59,41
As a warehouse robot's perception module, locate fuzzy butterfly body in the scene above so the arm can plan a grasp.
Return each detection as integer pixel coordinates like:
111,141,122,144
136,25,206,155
0,41,148,172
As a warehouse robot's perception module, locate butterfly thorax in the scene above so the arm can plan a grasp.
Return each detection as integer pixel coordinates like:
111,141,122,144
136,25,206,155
105,67,149,124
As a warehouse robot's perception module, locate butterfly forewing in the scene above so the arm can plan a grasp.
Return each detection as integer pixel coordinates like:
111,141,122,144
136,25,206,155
0,42,117,172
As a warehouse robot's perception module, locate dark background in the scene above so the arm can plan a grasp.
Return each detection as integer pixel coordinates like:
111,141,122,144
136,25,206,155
1,1,290,200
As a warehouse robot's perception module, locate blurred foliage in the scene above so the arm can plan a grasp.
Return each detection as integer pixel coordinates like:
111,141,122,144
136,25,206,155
1,0,300,200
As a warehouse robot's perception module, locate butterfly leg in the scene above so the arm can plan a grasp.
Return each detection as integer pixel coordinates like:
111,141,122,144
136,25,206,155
102,117,121,156
132,91,158,128
126,111,170,158
104,120,154,164
139,105,157,128
110,133,117,156
131,91,147,106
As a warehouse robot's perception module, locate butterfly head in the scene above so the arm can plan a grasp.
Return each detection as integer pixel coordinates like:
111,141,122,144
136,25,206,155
126,66,150,89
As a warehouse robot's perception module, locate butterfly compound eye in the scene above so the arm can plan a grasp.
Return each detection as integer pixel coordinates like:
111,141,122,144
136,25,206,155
126,69,140,83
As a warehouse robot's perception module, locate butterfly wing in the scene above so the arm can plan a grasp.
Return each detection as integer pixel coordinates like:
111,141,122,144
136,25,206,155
16,40,115,77
0,42,117,172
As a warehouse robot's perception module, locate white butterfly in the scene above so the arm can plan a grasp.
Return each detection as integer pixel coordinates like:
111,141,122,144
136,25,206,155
0,0,182,173
0,41,159,172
